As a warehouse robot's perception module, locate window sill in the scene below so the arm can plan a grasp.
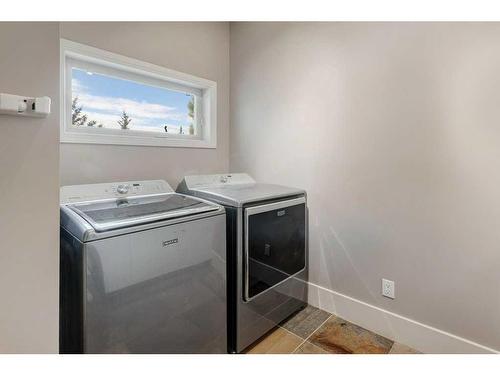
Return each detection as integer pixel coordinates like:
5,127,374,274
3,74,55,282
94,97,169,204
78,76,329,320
60,131,216,149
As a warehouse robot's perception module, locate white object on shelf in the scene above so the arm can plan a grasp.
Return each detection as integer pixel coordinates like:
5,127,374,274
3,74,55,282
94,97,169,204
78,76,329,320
0,93,51,117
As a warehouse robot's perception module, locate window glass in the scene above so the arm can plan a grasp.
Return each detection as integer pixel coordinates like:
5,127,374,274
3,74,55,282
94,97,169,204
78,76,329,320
71,67,197,136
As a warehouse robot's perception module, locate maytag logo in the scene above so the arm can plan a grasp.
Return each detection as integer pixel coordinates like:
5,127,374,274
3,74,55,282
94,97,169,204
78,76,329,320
162,238,179,247
277,210,286,217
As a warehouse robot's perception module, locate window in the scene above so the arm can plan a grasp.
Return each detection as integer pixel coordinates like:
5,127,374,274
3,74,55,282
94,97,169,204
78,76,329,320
60,39,217,148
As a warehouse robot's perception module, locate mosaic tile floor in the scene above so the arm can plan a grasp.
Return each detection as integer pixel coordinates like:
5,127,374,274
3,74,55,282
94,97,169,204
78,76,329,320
244,305,421,354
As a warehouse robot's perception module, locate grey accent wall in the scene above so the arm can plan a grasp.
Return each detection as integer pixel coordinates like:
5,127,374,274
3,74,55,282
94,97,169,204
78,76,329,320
59,22,230,188
0,22,60,353
230,22,500,350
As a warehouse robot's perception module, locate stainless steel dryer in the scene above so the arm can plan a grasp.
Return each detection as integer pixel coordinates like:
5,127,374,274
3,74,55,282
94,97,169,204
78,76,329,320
177,174,308,353
59,180,226,353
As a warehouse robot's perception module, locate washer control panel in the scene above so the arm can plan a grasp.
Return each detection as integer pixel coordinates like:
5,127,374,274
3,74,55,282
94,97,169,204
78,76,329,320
116,184,129,194
61,180,174,204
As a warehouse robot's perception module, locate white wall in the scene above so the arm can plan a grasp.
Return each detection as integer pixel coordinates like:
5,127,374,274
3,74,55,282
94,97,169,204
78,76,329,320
0,22,60,353
230,22,500,351
0,21,230,353
59,22,230,188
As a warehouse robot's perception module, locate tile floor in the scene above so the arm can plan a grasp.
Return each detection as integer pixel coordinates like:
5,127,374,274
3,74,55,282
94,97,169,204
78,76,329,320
244,305,421,354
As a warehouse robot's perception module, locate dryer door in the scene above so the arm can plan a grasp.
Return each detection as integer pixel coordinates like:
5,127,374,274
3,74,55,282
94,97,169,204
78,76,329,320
244,197,306,301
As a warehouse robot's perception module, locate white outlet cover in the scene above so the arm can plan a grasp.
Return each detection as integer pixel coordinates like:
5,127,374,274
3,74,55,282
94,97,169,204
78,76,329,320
382,278,395,299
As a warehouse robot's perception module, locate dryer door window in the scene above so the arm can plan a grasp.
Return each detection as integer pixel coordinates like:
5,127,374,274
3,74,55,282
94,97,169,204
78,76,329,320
244,197,306,301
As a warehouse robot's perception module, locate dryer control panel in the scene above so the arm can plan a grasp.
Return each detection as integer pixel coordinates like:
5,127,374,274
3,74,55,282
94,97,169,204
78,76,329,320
182,173,256,189
60,180,173,205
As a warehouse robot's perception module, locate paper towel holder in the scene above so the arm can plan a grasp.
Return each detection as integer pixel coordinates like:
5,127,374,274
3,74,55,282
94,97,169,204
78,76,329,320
0,93,51,117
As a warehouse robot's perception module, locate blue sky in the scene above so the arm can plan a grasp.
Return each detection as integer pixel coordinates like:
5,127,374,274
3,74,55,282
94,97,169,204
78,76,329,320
72,68,193,133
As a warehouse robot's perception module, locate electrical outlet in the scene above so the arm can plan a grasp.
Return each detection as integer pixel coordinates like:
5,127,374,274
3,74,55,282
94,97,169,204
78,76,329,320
382,278,395,299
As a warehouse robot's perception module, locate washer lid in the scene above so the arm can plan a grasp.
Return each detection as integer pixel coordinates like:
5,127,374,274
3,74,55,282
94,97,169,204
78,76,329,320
68,193,219,232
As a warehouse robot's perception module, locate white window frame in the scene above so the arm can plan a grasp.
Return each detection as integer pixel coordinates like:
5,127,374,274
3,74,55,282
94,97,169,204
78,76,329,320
60,39,217,148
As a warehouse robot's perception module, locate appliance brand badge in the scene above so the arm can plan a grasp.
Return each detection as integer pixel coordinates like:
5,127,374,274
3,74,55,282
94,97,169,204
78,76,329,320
277,210,286,217
162,238,179,247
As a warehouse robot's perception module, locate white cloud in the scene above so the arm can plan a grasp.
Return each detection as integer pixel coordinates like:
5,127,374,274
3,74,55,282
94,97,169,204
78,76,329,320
75,93,185,122
81,110,187,134
72,79,87,93
79,112,120,128
72,79,186,123
71,77,191,133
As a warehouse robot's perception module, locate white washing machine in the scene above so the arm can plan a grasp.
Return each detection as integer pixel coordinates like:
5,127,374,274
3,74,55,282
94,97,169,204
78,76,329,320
178,173,308,353
59,180,226,353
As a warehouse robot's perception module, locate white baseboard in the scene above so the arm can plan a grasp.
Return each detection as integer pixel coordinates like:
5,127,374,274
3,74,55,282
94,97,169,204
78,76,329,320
307,282,498,354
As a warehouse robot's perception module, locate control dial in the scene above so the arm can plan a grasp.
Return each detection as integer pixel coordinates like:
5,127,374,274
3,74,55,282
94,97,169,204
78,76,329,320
116,184,129,194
